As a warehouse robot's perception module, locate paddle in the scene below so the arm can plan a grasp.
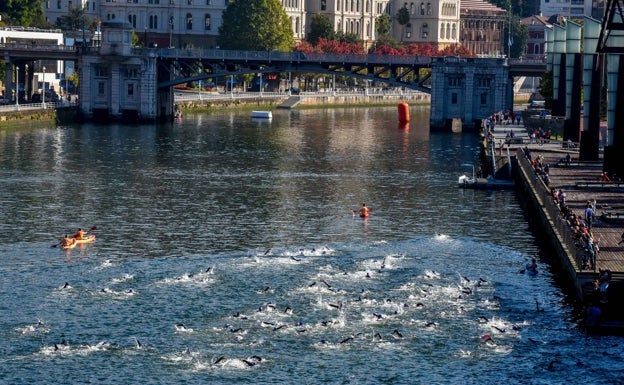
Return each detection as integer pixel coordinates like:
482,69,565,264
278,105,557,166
51,226,97,248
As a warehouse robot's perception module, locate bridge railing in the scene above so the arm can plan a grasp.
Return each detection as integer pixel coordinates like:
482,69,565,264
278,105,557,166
508,57,547,65
0,42,78,52
141,48,433,66
174,88,428,102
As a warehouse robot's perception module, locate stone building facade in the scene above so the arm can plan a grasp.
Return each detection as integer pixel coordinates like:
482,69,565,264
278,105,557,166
42,0,468,50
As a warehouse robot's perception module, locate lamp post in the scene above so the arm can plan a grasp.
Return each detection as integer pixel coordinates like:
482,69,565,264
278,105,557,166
42,66,46,108
15,65,19,111
25,64,28,99
169,16,174,48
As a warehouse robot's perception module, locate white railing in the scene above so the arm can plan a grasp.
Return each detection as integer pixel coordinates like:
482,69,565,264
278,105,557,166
0,101,74,112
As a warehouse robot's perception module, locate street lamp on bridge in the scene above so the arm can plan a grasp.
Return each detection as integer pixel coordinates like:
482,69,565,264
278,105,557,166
15,65,20,111
42,66,46,109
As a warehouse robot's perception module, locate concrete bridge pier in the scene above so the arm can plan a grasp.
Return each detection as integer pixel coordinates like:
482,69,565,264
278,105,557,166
430,57,507,131
78,21,165,123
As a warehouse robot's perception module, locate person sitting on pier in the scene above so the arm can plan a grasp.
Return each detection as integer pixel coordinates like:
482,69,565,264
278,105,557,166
596,270,611,303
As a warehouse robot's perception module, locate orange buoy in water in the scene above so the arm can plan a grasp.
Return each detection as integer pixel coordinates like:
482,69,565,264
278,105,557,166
398,102,409,123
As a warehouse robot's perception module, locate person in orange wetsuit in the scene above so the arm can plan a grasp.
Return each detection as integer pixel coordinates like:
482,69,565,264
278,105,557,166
358,203,373,218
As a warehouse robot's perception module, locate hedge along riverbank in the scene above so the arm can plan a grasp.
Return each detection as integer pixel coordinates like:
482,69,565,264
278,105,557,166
0,109,58,130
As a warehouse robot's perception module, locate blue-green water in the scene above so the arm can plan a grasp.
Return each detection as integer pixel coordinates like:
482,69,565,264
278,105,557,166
0,106,622,384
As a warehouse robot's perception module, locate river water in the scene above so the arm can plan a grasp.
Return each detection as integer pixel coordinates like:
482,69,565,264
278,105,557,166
0,106,622,384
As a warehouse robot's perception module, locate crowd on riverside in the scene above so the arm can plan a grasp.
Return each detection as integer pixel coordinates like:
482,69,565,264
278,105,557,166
522,147,600,271
486,110,521,127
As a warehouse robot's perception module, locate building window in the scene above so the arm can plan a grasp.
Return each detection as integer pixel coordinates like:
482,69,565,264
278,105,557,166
451,92,457,104
188,0,192,4
421,23,428,38
427,3,431,15
95,66,108,77
57,0,61,9
127,83,134,96
150,15,158,29
206,0,210,4
128,14,137,28
204,14,211,30
98,82,105,95
480,92,487,105
406,23,412,38
186,13,193,30
45,0,49,8
420,2,425,15
410,2,415,14
448,77,463,87
321,0,326,11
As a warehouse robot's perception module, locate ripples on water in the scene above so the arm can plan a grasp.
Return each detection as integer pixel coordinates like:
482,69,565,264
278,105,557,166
0,107,622,384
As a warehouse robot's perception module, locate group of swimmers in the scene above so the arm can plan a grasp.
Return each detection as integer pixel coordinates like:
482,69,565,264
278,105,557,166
59,228,88,248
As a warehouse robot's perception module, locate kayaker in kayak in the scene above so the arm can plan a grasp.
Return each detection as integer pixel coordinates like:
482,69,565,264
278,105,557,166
73,228,87,240
358,203,373,218
60,234,75,248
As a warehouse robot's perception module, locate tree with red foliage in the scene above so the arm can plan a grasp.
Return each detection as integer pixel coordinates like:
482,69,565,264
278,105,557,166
315,38,366,54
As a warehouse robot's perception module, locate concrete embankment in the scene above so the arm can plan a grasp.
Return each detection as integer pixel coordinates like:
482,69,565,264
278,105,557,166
175,92,431,110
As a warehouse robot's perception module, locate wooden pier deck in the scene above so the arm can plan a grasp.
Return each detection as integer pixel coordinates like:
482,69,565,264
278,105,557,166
484,122,624,332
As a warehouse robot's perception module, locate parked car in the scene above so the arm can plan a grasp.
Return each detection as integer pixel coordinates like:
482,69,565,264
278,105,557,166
31,93,42,103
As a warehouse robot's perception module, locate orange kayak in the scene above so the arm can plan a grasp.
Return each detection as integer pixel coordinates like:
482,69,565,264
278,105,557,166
61,235,96,250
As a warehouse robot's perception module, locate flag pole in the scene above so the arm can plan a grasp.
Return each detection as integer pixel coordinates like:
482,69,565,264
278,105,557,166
507,8,512,58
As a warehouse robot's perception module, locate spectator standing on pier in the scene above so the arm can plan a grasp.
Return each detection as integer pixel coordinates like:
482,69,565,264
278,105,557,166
558,189,566,206
584,202,595,229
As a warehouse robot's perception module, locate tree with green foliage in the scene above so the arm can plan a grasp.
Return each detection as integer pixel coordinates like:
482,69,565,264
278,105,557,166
307,13,335,45
0,0,47,27
539,70,553,109
375,13,392,40
396,6,410,42
218,0,294,51
510,21,529,58
55,5,98,31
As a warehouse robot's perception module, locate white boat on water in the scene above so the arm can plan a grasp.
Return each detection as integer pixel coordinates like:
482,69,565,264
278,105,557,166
251,111,272,119
458,163,476,187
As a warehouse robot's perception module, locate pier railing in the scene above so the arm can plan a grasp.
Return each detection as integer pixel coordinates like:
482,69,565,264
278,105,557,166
516,149,584,269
